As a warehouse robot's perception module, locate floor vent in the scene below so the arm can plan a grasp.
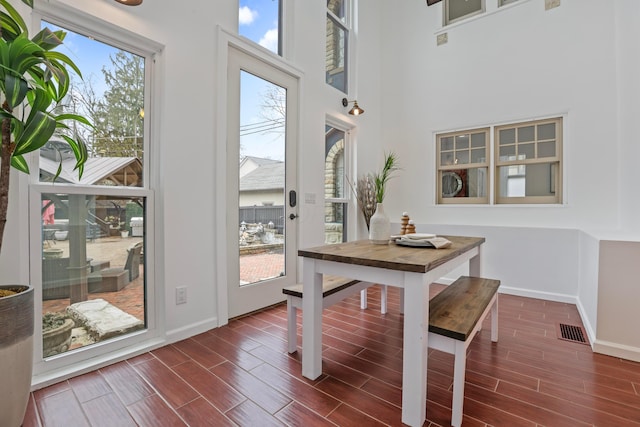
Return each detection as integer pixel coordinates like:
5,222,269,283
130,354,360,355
556,323,588,345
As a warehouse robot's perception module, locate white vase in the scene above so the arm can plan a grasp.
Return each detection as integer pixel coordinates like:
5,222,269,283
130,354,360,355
369,203,391,244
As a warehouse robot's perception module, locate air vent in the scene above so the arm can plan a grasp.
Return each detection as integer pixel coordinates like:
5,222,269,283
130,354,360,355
556,323,588,345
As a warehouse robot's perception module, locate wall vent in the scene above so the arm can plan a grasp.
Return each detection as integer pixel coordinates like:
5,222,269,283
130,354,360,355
556,323,588,345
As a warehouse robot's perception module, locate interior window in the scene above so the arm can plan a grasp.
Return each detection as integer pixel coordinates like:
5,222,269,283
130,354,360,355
436,128,489,204
444,0,484,25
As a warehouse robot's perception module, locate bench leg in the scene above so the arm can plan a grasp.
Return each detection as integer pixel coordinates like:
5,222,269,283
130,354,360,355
380,285,387,314
491,297,499,343
360,289,368,309
452,340,467,427
287,297,298,353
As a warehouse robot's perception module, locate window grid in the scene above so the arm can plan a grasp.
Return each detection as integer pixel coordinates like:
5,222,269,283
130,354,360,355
495,117,562,204
435,117,563,205
436,128,490,204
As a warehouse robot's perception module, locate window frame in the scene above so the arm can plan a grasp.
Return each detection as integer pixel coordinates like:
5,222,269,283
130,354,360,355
436,127,490,205
29,3,163,379
324,121,351,243
494,117,563,204
326,0,351,94
435,116,564,206
444,0,485,26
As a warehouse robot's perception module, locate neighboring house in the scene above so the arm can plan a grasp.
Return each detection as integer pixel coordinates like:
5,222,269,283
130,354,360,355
239,156,284,207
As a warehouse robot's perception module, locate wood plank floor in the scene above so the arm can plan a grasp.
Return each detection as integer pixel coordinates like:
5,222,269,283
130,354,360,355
23,285,640,426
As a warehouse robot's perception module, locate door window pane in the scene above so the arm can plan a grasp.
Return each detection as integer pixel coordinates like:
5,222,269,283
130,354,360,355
239,0,282,55
238,71,286,286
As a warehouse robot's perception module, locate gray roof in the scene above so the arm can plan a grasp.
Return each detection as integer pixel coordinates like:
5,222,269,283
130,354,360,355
40,156,143,186
239,161,284,191
240,156,282,168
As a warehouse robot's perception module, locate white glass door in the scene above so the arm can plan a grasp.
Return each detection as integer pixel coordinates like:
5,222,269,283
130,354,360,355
227,46,298,318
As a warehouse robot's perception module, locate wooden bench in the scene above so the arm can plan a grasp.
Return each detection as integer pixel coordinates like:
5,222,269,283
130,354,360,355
283,276,387,353
428,276,500,427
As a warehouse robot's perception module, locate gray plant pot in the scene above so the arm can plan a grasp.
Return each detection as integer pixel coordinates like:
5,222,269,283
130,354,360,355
0,285,34,427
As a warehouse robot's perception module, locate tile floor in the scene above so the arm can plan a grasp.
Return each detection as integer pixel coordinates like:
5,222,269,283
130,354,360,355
24,285,640,426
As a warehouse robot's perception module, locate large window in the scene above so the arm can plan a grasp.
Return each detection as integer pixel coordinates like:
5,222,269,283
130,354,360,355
326,0,349,93
436,117,563,205
33,15,157,362
325,124,349,243
238,0,282,55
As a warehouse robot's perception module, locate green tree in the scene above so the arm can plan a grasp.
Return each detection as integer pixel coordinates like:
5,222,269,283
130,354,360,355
92,51,144,158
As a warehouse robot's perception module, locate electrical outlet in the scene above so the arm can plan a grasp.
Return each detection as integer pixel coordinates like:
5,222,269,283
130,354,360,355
437,33,448,46
176,286,187,305
545,0,560,10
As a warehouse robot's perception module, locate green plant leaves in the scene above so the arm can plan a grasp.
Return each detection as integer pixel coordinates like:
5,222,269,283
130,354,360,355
1,0,91,181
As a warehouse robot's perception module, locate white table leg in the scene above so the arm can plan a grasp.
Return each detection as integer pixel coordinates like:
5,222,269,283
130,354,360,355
401,273,429,427
302,257,323,380
469,245,482,277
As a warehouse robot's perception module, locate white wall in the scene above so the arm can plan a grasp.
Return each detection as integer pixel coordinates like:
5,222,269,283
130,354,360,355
405,223,580,302
615,0,640,232
595,239,640,361
376,0,620,231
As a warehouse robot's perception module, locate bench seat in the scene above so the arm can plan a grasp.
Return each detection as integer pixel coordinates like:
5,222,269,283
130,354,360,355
428,276,500,427
283,275,387,353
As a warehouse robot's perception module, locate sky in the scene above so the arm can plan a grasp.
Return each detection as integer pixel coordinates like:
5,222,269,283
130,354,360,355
43,20,121,101
42,4,285,162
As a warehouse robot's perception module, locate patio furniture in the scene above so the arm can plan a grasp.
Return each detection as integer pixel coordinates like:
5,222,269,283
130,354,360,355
88,242,143,293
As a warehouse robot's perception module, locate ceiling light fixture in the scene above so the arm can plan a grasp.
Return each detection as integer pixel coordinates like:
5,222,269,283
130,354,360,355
114,0,143,6
342,98,365,116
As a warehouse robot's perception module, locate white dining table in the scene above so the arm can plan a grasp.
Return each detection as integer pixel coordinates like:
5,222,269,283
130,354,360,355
298,235,485,426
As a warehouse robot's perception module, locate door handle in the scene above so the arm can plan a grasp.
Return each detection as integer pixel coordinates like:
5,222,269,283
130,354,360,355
289,213,298,220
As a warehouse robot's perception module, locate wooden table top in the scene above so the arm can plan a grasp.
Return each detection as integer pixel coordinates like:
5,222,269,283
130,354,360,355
298,236,485,273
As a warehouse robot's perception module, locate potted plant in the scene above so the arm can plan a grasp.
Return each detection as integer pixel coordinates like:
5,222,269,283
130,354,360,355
351,152,399,243
0,1,91,425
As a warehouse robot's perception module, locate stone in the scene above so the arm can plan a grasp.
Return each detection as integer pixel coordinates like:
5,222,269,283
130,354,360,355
67,298,143,341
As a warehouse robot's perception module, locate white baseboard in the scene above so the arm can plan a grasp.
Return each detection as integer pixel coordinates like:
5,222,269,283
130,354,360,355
165,316,219,345
497,285,577,305
575,298,597,350
592,339,640,363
